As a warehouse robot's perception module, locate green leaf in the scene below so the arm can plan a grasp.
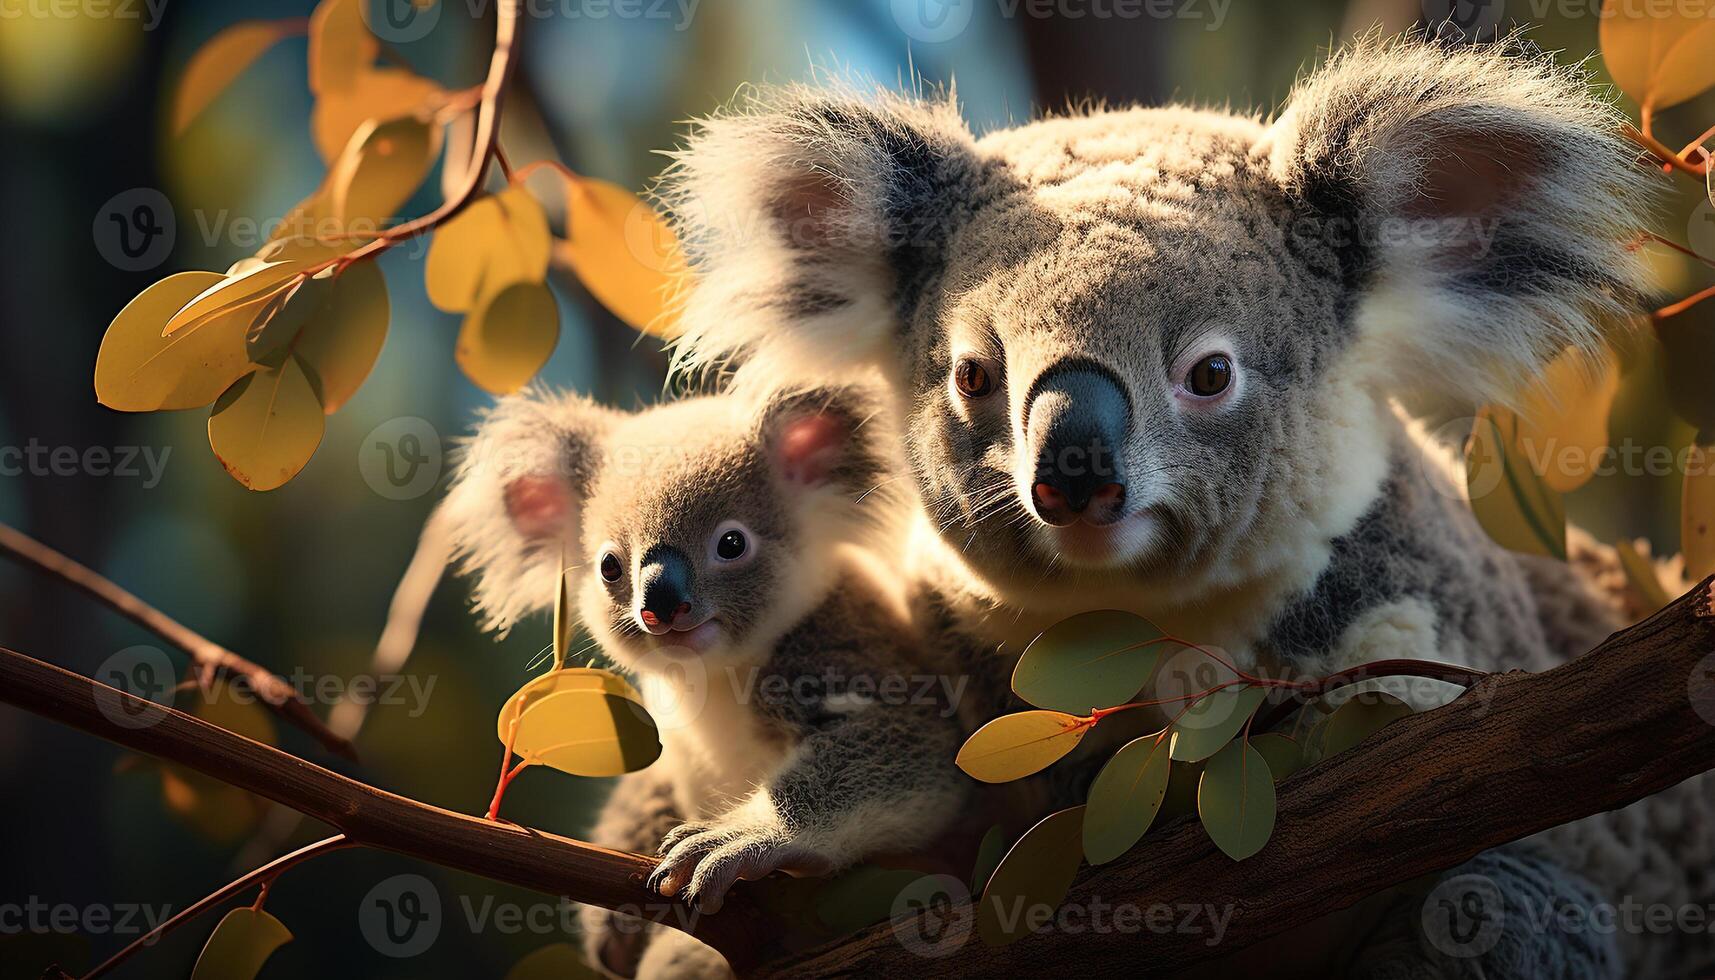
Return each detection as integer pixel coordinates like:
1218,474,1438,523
1082,730,1173,865
1197,739,1276,861
1248,732,1304,781
1011,610,1165,712
1169,684,1268,763
976,806,1084,947
1319,692,1413,761
1158,759,1205,823
1466,406,1567,560
955,710,1091,784
969,825,1007,895
191,908,292,980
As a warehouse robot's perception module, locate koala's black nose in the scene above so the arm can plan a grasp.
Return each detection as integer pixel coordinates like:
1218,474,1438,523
1026,361,1129,527
638,545,694,633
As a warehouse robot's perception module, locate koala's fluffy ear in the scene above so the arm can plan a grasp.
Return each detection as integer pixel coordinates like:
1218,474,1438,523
440,389,615,635
1264,35,1653,406
755,384,891,502
661,84,979,378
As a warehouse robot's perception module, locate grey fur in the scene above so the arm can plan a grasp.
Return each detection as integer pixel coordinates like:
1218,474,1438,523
442,385,965,979
661,33,1703,979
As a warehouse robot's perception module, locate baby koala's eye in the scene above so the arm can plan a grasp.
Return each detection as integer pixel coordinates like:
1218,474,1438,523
708,520,755,565
953,357,996,399
1184,353,1234,398
716,529,747,561
599,551,623,583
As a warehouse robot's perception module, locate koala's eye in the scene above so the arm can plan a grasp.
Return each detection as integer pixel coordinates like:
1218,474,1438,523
1185,354,1234,398
953,357,996,399
598,552,623,583
716,529,747,561
709,520,756,565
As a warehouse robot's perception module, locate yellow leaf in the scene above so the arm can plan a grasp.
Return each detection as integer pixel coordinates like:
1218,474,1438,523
556,176,683,335
1467,407,1567,560
207,356,326,491
164,261,311,337
96,272,254,412
426,188,552,313
1614,539,1673,614
1685,445,1715,580
1514,348,1619,494
191,908,292,980
329,115,440,230
504,944,601,980
294,260,390,414
307,0,376,94
247,273,336,361
954,710,1090,784
311,67,442,163
496,667,645,746
511,688,661,776
1600,0,1715,111
173,20,299,134
975,806,1084,947
455,281,560,394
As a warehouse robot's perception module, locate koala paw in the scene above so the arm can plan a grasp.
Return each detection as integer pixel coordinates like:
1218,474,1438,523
648,821,835,914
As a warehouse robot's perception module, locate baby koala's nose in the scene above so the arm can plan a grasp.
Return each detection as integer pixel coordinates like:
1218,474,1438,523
638,544,694,634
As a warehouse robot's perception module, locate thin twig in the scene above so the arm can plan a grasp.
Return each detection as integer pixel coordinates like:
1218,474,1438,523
0,522,354,759
1656,282,1715,321
82,835,352,980
1623,123,1711,178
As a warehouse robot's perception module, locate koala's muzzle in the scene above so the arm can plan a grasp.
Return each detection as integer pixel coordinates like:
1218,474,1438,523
1025,361,1129,527
638,545,695,632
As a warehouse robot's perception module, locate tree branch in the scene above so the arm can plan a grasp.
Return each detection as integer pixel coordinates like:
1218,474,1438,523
0,647,777,969
3,579,1712,977
0,522,354,759
759,577,1715,977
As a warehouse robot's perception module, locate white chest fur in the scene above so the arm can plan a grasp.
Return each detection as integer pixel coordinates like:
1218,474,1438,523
642,662,791,820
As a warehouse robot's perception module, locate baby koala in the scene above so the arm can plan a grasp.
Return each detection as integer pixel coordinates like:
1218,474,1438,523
440,382,968,977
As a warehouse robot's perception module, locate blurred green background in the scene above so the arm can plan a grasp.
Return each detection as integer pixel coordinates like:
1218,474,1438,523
1,0,1711,976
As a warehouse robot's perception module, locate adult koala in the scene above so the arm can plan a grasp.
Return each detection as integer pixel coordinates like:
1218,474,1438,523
662,34,1709,980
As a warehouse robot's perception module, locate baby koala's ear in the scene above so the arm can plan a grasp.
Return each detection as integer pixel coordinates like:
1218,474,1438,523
759,385,888,498
1264,34,1652,407
440,388,615,635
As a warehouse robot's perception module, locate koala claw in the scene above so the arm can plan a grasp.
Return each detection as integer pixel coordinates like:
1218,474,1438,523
650,822,834,914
